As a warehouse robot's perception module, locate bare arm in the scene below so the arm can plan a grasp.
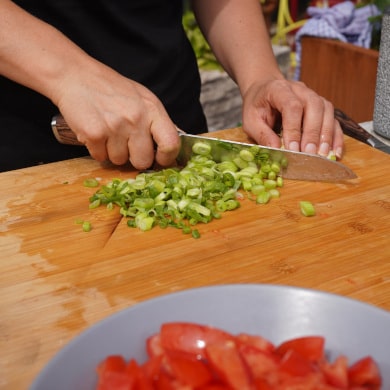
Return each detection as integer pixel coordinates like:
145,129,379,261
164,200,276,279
192,0,344,158
0,0,180,169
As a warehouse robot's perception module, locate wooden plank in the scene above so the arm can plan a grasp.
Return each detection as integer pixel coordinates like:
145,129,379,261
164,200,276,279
0,130,389,389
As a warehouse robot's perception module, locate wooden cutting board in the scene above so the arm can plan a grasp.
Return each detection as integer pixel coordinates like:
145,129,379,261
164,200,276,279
1,128,390,389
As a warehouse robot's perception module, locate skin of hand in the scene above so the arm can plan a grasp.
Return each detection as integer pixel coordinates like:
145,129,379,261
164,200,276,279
0,0,180,170
56,64,181,170
192,0,344,159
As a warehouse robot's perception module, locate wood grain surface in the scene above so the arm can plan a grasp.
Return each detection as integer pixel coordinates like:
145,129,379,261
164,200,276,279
1,128,389,389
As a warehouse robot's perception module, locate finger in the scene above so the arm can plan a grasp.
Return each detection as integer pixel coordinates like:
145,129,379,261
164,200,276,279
263,81,305,152
78,125,109,162
242,86,282,148
316,100,336,157
152,120,181,167
106,134,130,165
332,119,345,159
243,107,282,148
299,92,327,154
279,101,304,152
127,128,155,170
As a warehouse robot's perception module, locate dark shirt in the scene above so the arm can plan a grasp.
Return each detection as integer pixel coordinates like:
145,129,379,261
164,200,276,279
0,0,207,171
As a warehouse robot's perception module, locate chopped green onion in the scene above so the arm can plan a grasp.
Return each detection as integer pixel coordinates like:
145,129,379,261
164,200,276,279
192,229,201,239
85,141,286,238
192,142,211,156
82,221,92,232
83,178,99,188
256,191,271,204
239,149,255,162
300,201,316,217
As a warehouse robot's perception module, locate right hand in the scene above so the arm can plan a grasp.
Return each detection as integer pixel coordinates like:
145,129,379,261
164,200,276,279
54,61,181,170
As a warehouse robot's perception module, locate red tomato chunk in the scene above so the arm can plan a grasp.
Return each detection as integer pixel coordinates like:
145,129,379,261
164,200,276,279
96,322,382,390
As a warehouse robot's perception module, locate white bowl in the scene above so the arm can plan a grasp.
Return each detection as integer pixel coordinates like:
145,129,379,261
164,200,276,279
30,284,390,389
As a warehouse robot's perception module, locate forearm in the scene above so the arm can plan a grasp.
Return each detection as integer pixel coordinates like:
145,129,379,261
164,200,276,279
192,0,284,96
0,0,98,105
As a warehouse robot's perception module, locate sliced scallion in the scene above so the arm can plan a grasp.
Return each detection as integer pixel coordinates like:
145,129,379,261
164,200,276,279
300,201,316,217
86,140,286,238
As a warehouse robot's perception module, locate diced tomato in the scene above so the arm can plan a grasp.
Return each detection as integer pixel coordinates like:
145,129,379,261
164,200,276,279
147,333,164,358
348,356,382,389
236,333,275,354
253,378,275,390
205,340,253,390
279,349,317,377
95,324,382,390
320,355,349,388
154,370,180,390
97,375,135,390
238,343,280,380
160,322,234,359
275,336,325,362
142,355,164,382
98,355,127,375
127,359,155,390
277,372,332,390
97,356,134,390
164,350,213,387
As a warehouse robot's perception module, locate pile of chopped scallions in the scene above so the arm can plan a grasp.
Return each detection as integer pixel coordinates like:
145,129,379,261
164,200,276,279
87,141,286,238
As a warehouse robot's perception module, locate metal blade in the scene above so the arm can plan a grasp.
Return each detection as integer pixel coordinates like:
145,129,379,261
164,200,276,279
367,136,390,154
177,133,357,182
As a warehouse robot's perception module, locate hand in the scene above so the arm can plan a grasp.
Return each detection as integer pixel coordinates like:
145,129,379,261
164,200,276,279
55,62,180,170
241,79,344,158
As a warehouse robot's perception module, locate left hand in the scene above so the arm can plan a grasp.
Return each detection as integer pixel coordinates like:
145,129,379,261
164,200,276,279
241,78,344,159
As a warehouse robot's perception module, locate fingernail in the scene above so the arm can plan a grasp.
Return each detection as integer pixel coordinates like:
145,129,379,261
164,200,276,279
305,143,317,154
335,147,343,159
318,142,330,156
289,141,300,152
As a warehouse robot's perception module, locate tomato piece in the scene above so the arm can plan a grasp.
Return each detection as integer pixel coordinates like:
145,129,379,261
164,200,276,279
97,355,127,376
97,375,135,390
154,370,178,390
320,355,349,388
141,355,164,381
277,372,332,390
147,333,164,358
348,356,382,389
126,359,155,390
279,349,317,377
160,322,234,359
205,340,253,390
275,336,325,363
253,378,275,390
164,350,213,387
238,343,280,380
236,333,275,354
96,357,133,390
97,355,135,390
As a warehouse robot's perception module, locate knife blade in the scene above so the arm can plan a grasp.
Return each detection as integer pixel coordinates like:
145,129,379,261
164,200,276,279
51,114,357,182
176,132,356,181
335,109,390,154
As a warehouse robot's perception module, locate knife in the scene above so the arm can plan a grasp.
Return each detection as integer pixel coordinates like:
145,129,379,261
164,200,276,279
51,114,357,182
335,109,390,154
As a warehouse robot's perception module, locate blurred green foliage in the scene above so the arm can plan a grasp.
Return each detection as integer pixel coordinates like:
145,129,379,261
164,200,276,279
358,0,390,49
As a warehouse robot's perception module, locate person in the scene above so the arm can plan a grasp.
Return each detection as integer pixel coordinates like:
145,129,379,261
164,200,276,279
0,0,344,172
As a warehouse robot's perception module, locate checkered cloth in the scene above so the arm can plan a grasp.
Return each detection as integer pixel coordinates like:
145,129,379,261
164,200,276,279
294,1,380,80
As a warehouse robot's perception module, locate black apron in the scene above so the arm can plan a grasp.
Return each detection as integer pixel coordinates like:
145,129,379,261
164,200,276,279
0,0,207,171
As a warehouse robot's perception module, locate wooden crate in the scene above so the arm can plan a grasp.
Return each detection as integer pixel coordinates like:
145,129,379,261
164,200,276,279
300,36,379,123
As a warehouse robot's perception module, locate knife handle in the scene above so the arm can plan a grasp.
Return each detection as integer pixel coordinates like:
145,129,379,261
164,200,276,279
51,114,186,145
334,108,370,143
51,114,83,145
